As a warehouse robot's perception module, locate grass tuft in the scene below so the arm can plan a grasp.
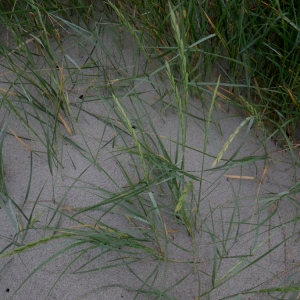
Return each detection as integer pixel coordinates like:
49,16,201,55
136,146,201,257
0,1,299,299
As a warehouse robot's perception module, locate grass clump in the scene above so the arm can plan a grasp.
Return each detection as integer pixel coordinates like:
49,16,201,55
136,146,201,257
111,0,300,145
0,0,299,299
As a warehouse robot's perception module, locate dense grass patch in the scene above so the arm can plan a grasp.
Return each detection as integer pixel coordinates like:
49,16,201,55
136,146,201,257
0,1,299,299
111,0,300,144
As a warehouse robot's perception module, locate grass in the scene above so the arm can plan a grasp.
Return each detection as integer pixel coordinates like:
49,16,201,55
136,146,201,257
0,0,299,299
112,0,300,144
